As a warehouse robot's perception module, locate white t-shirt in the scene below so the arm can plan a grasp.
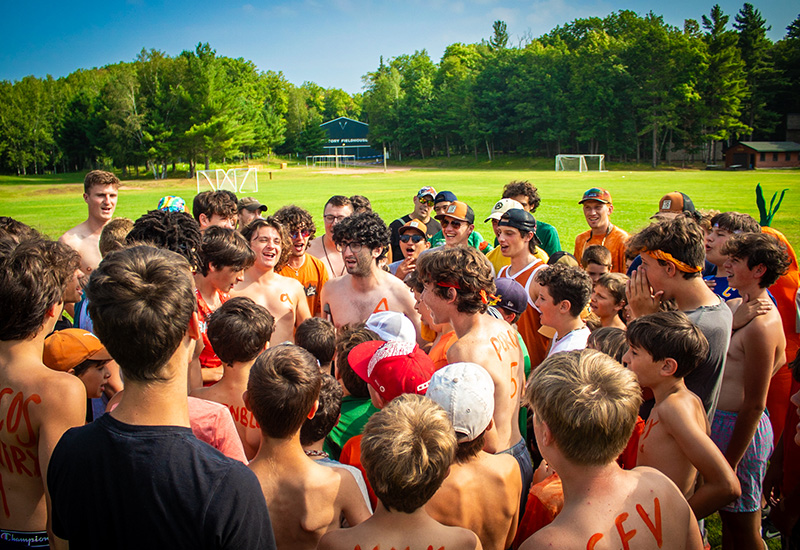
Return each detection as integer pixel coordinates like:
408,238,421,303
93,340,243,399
548,326,590,356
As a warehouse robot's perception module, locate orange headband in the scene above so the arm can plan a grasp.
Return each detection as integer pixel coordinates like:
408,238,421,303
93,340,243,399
644,249,702,274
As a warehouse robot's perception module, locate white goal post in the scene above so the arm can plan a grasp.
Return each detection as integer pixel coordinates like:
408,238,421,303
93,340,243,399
306,155,357,169
196,167,259,194
555,154,606,172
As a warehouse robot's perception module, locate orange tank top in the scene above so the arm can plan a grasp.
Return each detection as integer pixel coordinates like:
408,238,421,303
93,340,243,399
498,261,551,370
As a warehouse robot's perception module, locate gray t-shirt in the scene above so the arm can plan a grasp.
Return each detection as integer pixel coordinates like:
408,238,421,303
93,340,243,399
685,297,733,419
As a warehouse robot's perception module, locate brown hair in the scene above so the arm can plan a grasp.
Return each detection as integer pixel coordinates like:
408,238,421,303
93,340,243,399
299,374,343,446
586,327,629,364
535,264,593,317
295,317,336,368
626,216,705,280
721,232,790,288
273,205,317,240
526,349,641,465
626,311,709,378
84,170,120,194
192,191,237,223
417,246,495,315
207,297,273,366
710,212,761,235
99,218,134,257
242,217,291,271
247,345,322,439
0,237,77,341
502,180,541,212
361,394,456,513
86,245,196,382
581,244,612,268
198,226,255,276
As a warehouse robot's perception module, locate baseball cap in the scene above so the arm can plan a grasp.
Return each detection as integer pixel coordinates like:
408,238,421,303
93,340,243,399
397,219,428,237
434,191,457,205
435,201,475,224
493,278,528,315
43,329,112,372
497,208,537,235
485,198,523,223
652,192,696,219
578,188,612,204
416,186,437,200
237,197,268,213
426,362,495,443
157,196,186,213
365,312,417,343
348,340,436,402
547,251,579,267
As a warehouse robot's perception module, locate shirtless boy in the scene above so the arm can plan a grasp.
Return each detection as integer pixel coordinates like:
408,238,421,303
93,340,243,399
624,311,740,519
0,234,87,547
307,195,353,279
426,362,521,550
520,349,703,550
417,247,530,490
233,218,311,345
191,297,274,460
59,170,119,275
318,393,482,550
246,345,370,550
320,212,421,340
712,232,789,550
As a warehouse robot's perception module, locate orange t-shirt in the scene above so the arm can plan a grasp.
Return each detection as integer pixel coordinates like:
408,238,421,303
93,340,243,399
573,224,630,273
429,331,458,370
339,434,377,509
279,253,329,317
196,289,228,372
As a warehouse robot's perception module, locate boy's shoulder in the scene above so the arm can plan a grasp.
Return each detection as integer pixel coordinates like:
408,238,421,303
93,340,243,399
318,516,481,550
655,388,706,428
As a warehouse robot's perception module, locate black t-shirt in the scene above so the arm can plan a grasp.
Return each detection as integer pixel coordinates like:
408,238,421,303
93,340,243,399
388,215,441,262
49,414,275,550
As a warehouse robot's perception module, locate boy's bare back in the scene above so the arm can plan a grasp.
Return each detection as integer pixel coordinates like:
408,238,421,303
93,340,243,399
521,466,701,550
249,456,370,550
426,452,520,550
0,356,85,531
447,314,525,453
317,505,482,550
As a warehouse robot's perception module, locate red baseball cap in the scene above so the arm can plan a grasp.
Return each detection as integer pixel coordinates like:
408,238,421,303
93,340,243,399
348,340,436,402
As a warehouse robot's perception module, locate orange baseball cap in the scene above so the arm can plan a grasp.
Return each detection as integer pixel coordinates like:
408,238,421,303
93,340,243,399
434,201,475,224
398,219,428,237
43,329,112,372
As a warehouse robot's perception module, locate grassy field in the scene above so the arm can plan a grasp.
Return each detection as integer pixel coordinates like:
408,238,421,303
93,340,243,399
2,162,799,253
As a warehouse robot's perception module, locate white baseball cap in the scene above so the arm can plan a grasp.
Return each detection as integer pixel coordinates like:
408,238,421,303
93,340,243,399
365,311,417,344
485,198,523,223
426,362,495,442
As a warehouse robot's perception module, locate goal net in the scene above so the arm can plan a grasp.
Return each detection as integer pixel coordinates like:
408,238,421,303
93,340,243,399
196,167,258,194
555,154,606,172
306,155,357,169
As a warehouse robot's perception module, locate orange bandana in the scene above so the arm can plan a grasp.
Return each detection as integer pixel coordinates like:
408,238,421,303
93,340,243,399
644,249,702,274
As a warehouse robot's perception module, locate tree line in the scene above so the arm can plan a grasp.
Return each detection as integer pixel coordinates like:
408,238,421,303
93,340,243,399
1,3,798,175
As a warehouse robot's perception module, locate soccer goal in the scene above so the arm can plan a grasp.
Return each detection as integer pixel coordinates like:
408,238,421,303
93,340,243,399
196,167,258,194
306,155,357,169
555,154,606,172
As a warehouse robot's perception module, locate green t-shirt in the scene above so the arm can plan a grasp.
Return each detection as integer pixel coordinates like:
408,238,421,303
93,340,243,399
323,395,380,460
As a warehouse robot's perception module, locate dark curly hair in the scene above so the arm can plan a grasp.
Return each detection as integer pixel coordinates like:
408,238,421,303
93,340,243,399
241,217,291,271
502,181,541,212
417,246,495,315
273,205,316,240
535,264,592,317
126,210,203,273
332,211,391,261
0,217,41,242
350,195,372,213
710,212,761,235
626,216,705,280
198,226,255,276
721,232,790,288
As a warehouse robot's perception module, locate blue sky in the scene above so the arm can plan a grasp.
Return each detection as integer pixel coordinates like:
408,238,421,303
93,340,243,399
2,0,796,94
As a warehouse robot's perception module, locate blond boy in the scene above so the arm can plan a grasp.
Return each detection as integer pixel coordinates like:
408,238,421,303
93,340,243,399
190,297,274,460
426,363,521,550
520,349,702,550
624,311,740,518
318,393,482,550
246,345,370,550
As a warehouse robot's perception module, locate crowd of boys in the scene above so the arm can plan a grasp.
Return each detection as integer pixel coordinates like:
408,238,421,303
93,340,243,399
1,169,799,550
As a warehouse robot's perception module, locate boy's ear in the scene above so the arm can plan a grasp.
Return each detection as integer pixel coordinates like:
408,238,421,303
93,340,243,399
46,301,63,319
198,213,210,228
558,300,571,315
307,399,319,420
242,390,251,412
187,311,201,341
661,357,679,377
753,263,766,280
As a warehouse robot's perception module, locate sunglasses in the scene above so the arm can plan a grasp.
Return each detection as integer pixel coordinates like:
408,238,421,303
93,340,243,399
418,198,435,207
440,219,463,229
399,234,425,244
290,229,311,240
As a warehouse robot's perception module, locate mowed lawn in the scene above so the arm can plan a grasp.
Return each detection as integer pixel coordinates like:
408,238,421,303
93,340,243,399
2,164,799,253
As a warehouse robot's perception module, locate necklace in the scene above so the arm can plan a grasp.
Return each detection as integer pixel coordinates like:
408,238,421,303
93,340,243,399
322,239,346,276
304,449,329,458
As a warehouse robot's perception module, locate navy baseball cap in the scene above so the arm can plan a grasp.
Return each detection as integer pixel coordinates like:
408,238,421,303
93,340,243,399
434,191,457,204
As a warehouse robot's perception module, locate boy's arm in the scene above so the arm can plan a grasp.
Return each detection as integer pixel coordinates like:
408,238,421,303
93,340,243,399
724,322,776,469
659,398,740,519
338,470,372,527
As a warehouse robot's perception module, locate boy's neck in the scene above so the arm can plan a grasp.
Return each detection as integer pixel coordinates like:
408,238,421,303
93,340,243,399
449,309,481,339
553,316,585,340
194,274,219,303
509,249,537,272
649,375,688,404
591,221,611,237
0,330,49,367
733,281,766,301
256,431,312,465
286,253,306,270
554,456,623,504
217,361,254,384
671,277,720,312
